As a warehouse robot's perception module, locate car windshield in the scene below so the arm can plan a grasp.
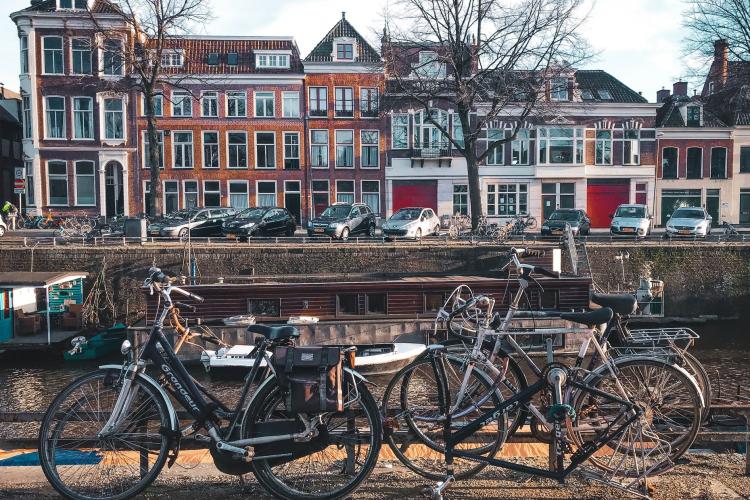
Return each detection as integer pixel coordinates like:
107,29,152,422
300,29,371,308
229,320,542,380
321,205,351,218
237,208,266,219
391,209,422,221
165,210,191,220
548,211,579,221
672,208,704,219
615,206,646,218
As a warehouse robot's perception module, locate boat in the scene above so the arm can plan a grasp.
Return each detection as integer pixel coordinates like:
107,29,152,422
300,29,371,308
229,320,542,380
63,324,128,361
200,342,426,377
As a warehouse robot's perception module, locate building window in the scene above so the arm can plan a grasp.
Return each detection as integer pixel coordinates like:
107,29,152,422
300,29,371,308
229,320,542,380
20,35,28,74
26,162,34,206
227,91,247,117
360,88,378,118
452,114,464,148
598,89,612,100
143,181,151,212
173,131,194,169
366,294,387,315
184,180,199,209
334,87,353,117
595,130,613,165
255,53,289,68
227,132,248,168
312,180,329,217
336,180,355,204
59,0,88,9
282,91,300,118
22,96,31,139
45,96,65,139
662,147,678,179
163,181,179,213
453,185,468,216
43,37,64,74
161,51,183,68
257,181,277,207
172,91,192,117
202,131,219,169
623,129,640,165
550,77,569,101
511,129,530,165
73,97,94,139
201,91,218,117
143,131,164,168
392,114,409,149
686,106,701,127
226,52,238,66
542,182,575,218
309,87,327,116
362,181,380,215
103,98,125,140
229,181,249,209
486,127,504,165
48,161,68,206
254,91,274,117
103,39,124,75
207,53,219,66
143,93,163,117
311,130,329,168
336,43,354,60
741,146,750,173
537,128,584,164
335,130,354,167
361,130,379,168
686,147,702,179
71,38,92,74
74,161,96,206
248,298,281,317
414,109,448,149
635,183,648,205
283,132,300,169
256,132,276,169
487,184,528,216
415,51,445,78
203,181,221,207
711,147,727,179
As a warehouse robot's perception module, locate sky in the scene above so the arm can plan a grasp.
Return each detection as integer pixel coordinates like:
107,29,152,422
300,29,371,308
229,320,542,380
1,0,696,103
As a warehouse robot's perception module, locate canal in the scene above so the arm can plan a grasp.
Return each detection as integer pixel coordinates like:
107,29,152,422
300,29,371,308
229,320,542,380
0,319,748,441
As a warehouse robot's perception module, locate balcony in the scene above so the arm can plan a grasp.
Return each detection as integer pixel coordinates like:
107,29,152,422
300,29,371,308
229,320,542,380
409,142,452,168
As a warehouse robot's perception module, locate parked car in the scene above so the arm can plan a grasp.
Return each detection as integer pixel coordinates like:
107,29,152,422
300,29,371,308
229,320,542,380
222,207,296,239
0,216,6,237
610,204,652,237
147,210,194,237
541,209,591,236
665,207,712,238
382,207,440,240
307,203,376,240
153,208,237,239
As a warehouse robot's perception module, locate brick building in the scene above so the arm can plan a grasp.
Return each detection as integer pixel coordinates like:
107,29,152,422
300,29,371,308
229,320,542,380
0,90,23,207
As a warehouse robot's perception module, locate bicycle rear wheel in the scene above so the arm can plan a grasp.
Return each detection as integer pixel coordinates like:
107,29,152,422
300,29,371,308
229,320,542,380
39,369,171,500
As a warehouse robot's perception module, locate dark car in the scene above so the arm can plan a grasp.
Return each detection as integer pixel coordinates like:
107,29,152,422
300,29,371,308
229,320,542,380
154,208,237,239
307,203,376,240
541,208,591,236
222,207,296,240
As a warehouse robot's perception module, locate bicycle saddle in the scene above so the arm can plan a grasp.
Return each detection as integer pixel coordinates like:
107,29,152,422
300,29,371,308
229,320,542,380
591,293,637,315
560,307,613,327
247,324,300,340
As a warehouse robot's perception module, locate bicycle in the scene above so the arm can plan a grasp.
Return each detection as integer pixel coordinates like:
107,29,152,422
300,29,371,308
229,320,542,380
448,213,470,240
39,267,381,500
509,214,538,235
720,220,741,239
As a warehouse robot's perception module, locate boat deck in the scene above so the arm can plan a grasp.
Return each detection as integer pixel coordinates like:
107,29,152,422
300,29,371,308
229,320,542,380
1,330,81,350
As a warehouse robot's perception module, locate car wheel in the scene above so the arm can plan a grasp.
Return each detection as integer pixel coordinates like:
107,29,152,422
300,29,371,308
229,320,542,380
178,228,189,241
0,226,5,237
415,228,422,240
340,227,350,241
367,224,376,237
434,225,440,236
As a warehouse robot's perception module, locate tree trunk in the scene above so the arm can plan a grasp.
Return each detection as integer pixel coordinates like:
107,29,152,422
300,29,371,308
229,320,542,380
465,146,482,231
144,91,162,217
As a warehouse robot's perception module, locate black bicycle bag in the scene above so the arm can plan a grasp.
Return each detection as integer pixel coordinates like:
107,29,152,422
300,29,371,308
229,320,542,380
271,346,344,413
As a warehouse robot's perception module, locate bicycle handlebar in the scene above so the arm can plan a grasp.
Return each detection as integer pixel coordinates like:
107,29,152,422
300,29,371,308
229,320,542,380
171,286,205,303
174,301,197,313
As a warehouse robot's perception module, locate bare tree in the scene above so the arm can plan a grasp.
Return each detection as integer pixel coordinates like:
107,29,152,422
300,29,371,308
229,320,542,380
382,0,589,229
87,0,211,216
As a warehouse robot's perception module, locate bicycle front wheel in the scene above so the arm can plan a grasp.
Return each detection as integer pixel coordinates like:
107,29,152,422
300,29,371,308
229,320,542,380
39,369,171,500
243,374,381,500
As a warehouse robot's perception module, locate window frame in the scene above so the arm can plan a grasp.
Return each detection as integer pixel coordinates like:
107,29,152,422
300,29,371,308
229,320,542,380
310,129,329,168
710,146,727,179
335,180,355,204
42,36,64,75
361,180,380,216
71,37,93,75
142,130,165,169
359,87,379,118
485,126,505,166
202,180,221,208
486,183,529,216
360,129,380,168
254,91,275,118
536,127,585,165
202,131,220,169
309,87,328,117
550,77,569,101
142,93,163,117
661,146,679,179
201,91,219,118
282,91,300,118
47,160,69,206
20,35,29,74
686,146,703,179
171,90,193,117
172,130,194,169
101,96,126,142
255,52,290,69
22,95,32,139
511,129,530,165
160,50,184,68
101,38,124,76
740,146,750,174
334,87,354,118
44,95,66,140
72,96,94,140
391,114,409,150
73,160,96,206
255,131,276,169
453,184,468,216
595,129,613,166
283,131,300,170
226,131,248,169
256,180,278,207
183,180,199,209
226,91,248,118
228,180,249,210
335,129,354,168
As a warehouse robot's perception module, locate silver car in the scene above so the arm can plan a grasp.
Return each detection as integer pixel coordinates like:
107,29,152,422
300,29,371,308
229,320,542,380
0,216,6,237
382,207,441,240
665,207,712,237
610,204,652,237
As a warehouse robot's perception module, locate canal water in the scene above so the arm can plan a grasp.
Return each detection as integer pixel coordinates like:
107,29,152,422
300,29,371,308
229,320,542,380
0,319,748,440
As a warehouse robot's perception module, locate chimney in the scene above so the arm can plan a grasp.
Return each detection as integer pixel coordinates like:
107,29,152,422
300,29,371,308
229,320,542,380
673,81,688,97
713,39,729,87
656,87,670,103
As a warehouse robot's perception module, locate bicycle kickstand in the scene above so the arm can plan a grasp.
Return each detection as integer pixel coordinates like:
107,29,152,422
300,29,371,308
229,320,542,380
424,475,455,500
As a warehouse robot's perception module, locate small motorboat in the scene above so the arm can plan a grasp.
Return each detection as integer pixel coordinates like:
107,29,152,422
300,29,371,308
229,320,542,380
201,342,426,377
63,324,128,361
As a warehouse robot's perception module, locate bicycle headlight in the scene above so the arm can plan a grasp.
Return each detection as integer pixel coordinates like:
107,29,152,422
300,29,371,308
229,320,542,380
120,340,132,355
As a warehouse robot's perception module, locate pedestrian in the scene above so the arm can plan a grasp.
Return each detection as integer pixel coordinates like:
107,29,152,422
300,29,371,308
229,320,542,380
1,201,18,231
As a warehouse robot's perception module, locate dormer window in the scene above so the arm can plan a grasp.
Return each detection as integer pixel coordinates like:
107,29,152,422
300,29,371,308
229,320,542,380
207,53,219,66
256,52,290,69
687,106,701,127
226,52,239,66
708,81,715,95
598,89,612,100
414,51,446,79
550,78,569,101
580,89,594,100
161,50,184,68
337,43,353,60
58,0,87,9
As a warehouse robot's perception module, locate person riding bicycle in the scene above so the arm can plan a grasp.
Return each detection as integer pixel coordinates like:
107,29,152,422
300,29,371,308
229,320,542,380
1,201,18,231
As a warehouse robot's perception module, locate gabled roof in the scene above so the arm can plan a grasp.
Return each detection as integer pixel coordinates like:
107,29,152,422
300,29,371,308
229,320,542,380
304,13,381,63
574,70,647,104
656,95,728,128
12,0,120,16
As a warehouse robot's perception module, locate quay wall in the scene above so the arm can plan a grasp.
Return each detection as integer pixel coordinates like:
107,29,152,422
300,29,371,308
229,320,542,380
0,242,748,320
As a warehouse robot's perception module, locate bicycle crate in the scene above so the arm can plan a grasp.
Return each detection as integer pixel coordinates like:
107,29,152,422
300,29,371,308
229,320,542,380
622,327,699,345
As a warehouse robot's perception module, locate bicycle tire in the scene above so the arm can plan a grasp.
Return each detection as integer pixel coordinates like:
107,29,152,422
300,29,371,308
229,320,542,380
244,375,381,500
39,369,171,500
680,351,712,421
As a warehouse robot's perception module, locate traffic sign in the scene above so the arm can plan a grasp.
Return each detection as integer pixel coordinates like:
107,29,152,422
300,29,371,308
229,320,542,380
14,167,25,180
14,179,25,194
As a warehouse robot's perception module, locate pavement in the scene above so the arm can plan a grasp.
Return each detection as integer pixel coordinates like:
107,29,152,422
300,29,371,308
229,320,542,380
0,452,747,499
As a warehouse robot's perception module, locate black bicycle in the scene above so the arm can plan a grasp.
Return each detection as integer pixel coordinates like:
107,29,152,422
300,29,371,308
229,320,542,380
38,267,381,500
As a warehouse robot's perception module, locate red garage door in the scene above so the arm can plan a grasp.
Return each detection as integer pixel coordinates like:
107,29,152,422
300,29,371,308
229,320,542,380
587,180,630,228
392,180,438,213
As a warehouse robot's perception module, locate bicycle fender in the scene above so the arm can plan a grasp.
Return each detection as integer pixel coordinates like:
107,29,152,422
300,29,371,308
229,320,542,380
345,366,370,385
99,365,180,431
